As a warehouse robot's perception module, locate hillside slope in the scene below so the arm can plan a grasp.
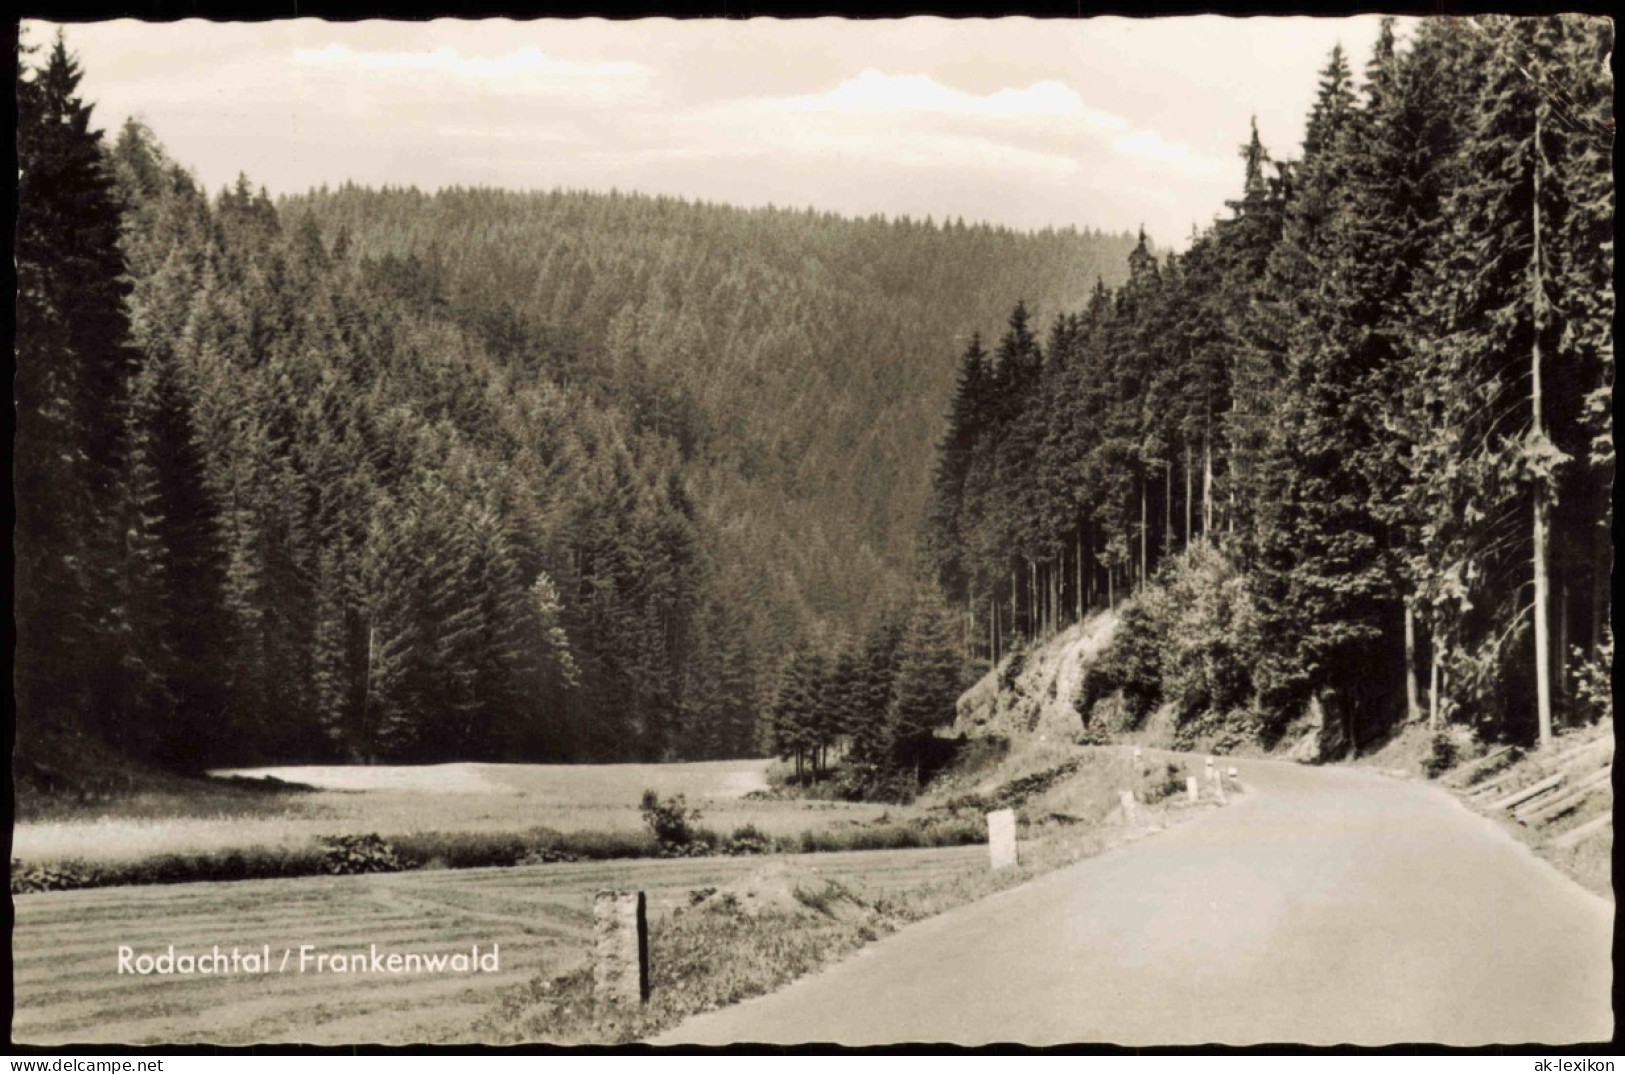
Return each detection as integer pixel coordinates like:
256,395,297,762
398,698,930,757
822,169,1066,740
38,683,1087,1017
289,187,1140,641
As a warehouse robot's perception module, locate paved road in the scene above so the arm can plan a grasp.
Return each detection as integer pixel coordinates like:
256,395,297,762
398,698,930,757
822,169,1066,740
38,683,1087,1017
656,759,1614,1046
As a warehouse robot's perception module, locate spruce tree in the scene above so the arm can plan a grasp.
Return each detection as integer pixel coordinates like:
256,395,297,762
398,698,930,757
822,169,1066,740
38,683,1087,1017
15,32,144,760
885,595,964,791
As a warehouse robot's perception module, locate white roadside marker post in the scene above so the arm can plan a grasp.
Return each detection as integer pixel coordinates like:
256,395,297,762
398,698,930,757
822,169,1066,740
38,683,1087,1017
987,808,1018,871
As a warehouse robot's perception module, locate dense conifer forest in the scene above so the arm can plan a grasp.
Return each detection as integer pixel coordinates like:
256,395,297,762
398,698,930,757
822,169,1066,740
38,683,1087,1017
14,29,1138,781
912,16,1613,761
15,17,1613,796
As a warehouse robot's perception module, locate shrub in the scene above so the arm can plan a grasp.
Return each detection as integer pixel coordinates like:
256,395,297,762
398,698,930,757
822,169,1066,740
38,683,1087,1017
11,859,97,894
394,830,533,869
1140,762,1187,804
1081,545,1270,744
1080,597,1164,728
639,790,701,847
1570,628,1614,723
723,824,772,856
317,833,405,875
1422,732,1462,780
1073,725,1113,747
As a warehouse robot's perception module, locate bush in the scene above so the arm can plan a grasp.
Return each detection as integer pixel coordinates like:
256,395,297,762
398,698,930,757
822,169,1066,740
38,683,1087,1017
637,783,702,851
393,829,532,869
11,859,97,893
1140,762,1187,804
1080,598,1164,728
1570,629,1614,723
1422,732,1462,780
1081,545,1269,744
781,817,983,854
317,833,405,875
723,824,772,856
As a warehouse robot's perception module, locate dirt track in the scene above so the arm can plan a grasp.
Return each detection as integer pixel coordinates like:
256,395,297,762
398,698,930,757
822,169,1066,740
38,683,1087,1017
656,758,1614,1046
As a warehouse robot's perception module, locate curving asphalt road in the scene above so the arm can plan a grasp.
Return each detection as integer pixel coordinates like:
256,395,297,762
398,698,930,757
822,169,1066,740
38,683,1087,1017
655,758,1614,1047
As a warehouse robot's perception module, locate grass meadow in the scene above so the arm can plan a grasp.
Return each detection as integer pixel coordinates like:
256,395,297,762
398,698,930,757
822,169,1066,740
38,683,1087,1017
12,759,923,869
11,744,1240,1045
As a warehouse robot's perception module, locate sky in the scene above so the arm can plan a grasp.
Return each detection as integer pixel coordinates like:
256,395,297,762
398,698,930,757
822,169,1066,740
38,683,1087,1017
32,16,1400,249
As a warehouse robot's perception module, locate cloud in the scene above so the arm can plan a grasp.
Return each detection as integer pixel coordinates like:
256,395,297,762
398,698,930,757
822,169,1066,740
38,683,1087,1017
766,69,1128,131
754,69,1223,180
291,43,652,102
1112,128,1227,177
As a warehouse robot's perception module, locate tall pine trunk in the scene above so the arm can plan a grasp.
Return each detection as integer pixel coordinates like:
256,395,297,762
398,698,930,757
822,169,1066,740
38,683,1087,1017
1164,459,1173,564
1530,103,1554,750
1203,430,1213,538
1558,583,1569,699
1075,527,1084,621
1139,479,1148,584
1010,568,1018,642
981,594,994,662
1404,603,1421,724
1184,441,1193,548
1429,632,1446,731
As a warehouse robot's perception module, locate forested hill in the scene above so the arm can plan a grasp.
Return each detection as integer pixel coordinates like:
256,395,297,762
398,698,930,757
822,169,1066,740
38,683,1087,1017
15,28,1141,784
285,186,1140,640
920,15,1613,758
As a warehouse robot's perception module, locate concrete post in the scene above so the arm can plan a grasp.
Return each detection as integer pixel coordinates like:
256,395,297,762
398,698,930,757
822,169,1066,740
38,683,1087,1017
1119,788,1139,826
1186,775,1200,804
1209,766,1227,804
593,891,648,1008
987,808,1018,870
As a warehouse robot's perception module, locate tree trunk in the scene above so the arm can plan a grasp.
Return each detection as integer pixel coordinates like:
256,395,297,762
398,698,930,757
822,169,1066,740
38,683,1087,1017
1531,103,1554,750
1429,632,1441,731
1010,568,1018,642
981,591,994,666
1085,524,1094,610
1052,559,1060,633
1203,431,1213,538
1592,537,1607,657
1075,527,1084,621
1139,479,1148,585
1558,582,1569,699
1184,441,1193,549
1165,459,1174,564
1404,603,1420,724
1029,560,1037,637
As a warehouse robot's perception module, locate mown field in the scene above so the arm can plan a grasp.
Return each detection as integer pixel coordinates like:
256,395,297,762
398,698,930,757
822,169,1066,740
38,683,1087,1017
12,746,1235,1045
13,759,922,866
11,845,992,1045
